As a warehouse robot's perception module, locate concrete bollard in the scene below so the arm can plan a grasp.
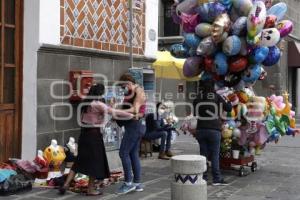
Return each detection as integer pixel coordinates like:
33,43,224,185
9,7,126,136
171,155,207,200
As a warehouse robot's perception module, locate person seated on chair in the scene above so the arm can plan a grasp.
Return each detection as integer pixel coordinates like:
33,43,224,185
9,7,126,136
144,102,175,160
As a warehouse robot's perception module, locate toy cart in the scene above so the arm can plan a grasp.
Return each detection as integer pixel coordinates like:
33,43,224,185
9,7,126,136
220,154,258,177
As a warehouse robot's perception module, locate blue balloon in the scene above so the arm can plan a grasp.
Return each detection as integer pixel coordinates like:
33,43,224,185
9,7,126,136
231,17,247,36
286,127,294,136
227,120,236,128
262,46,281,66
267,3,287,21
242,64,262,83
219,0,232,10
249,46,269,64
223,36,242,56
184,33,201,49
215,53,228,76
170,43,189,58
267,130,280,143
200,71,213,81
196,2,226,23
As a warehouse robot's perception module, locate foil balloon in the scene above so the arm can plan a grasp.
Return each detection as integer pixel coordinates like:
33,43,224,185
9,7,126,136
176,0,199,14
230,7,240,22
170,43,189,58
174,0,184,3
267,2,287,21
259,28,281,47
196,36,217,56
232,16,247,36
183,56,203,77
219,0,233,10
180,13,200,33
195,23,212,37
242,64,262,83
204,56,215,72
253,0,272,8
189,48,197,56
259,67,267,80
239,37,248,56
249,46,269,64
223,35,242,56
277,20,294,38
184,33,202,49
262,46,280,66
215,52,228,75
197,2,227,23
171,3,182,24
236,89,249,103
199,71,213,81
264,15,277,28
229,56,248,72
232,0,253,16
224,73,242,87
211,13,231,43
221,32,229,43
247,1,267,39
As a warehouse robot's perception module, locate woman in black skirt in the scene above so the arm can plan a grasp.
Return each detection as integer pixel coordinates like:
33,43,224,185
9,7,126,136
59,83,133,196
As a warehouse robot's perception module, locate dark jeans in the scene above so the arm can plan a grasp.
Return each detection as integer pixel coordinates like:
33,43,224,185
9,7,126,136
119,120,145,183
144,130,172,152
195,128,222,182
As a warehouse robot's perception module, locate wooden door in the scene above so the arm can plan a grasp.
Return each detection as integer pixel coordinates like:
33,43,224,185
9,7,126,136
0,0,23,161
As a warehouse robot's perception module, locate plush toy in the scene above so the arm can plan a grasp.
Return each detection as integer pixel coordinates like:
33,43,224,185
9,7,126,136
34,150,48,169
43,139,66,171
221,122,234,152
180,114,197,136
64,137,78,163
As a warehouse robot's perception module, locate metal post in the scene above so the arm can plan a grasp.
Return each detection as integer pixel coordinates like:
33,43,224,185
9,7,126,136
129,0,134,68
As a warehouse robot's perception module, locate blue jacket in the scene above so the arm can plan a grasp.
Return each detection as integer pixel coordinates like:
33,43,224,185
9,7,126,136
145,113,166,133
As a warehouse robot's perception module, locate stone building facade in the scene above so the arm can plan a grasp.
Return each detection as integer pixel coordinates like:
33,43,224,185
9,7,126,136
0,0,159,164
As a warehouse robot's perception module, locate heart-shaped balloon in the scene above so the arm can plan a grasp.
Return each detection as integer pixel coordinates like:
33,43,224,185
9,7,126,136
229,56,248,72
183,56,203,77
196,36,217,56
232,16,247,36
264,15,277,28
195,23,212,37
277,20,294,38
204,56,215,72
215,52,228,76
262,46,281,66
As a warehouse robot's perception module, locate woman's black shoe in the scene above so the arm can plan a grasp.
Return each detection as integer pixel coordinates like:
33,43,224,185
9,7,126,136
58,186,68,195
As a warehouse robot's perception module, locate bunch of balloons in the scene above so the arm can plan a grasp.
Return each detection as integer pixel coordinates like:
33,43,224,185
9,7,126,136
218,88,298,156
170,0,293,88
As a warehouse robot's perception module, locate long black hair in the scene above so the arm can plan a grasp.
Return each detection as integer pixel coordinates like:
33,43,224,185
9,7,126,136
81,83,106,113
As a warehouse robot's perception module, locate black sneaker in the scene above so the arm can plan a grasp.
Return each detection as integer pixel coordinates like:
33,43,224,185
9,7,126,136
212,179,229,186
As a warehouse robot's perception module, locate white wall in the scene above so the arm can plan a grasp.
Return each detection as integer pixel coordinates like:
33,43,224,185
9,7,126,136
22,0,61,159
22,0,40,160
144,0,159,59
39,0,60,45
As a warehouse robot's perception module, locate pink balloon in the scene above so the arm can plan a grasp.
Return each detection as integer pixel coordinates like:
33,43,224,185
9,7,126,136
290,111,295,118
180,13,200,33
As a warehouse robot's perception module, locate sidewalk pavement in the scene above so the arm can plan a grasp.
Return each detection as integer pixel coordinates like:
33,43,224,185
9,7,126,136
2,133,300,200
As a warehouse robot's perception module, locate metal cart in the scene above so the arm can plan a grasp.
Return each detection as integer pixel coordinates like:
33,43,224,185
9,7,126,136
220,154,258,177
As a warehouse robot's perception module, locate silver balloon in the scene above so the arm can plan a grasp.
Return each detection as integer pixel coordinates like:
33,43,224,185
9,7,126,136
196,37,217,56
